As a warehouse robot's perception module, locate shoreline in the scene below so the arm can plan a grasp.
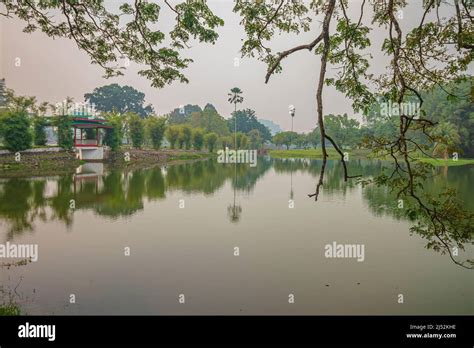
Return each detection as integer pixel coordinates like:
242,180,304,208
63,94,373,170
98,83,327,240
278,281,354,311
1,147,471,178
0,148,214,178
268,149,474,167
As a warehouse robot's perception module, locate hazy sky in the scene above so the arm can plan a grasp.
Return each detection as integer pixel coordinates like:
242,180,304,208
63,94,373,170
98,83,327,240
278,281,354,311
0,1,464,132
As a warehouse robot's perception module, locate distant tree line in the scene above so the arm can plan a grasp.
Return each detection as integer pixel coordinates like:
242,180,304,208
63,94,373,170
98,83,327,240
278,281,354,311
1,80,471,158
273,79,473,158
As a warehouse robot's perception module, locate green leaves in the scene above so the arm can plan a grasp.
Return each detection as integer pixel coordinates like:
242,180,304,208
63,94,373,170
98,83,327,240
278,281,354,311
84,84,153,118
228,87,244,106
55,115,74,150
127,113,145,149
325,16,374,114
204,132,218,152
146,116,167,150
33,116,48,146
3,0,223,88
0,111,32,152
191,128,205,151
103,112,123,151
172,0,223,47
234,0,311,70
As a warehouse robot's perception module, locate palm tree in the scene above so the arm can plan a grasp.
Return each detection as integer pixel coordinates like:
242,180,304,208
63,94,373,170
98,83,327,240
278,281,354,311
227,162,242,223
227,87,243,149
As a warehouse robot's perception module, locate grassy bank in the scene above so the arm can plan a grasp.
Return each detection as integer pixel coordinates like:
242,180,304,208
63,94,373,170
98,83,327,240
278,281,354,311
416,158,474,166
0,150,83,177
0,148,214,177
268,148,371,159
268,149,474,166
109,149,213,169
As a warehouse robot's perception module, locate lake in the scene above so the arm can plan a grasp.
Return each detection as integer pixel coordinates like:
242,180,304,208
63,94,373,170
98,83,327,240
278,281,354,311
0,158,472,315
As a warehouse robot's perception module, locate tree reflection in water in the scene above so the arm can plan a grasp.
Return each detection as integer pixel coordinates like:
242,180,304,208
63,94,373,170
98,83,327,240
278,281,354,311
0,156,472,268
305,155,473,269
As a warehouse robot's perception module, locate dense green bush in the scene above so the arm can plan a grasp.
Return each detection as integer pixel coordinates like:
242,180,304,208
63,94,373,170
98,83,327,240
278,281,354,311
165,125,180,149
33,116,48,146
0,111,32,151
146,117,167,149
179,125,192,149
240,134,249,149
192,128,204,150
235,132,244,148
204,132,218,152
219,135,233,150
127,113,144,149
103,112,123,151
55,115,73,149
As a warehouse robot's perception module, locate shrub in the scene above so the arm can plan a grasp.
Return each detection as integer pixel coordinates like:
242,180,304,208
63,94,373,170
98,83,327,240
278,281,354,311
180,124,192,149
241,134,249,149
146,117,167,149
127,113,144,149
204,132,218,152
235,132,244,148
56,115,73,149
165,125,180,149
0,111,32,151
103,112,123,151
219,135,233,150
192,128,204,150
33,116,47,146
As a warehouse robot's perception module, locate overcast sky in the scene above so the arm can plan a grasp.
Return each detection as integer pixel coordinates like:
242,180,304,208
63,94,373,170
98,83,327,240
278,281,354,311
0,1,464,132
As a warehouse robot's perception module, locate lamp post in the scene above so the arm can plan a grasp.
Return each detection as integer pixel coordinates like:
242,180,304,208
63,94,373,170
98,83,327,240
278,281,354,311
289,105,295,148
288,105,296,199
289,105,295,131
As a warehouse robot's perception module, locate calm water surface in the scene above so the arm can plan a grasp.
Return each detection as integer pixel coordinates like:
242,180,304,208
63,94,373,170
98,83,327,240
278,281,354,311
0,158,473,314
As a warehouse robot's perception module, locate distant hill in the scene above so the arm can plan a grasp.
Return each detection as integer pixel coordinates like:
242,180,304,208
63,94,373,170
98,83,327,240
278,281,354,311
259,119,282,135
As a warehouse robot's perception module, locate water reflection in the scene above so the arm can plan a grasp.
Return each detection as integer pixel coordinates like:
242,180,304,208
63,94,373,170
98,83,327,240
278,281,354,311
0,158,472,267
0,158,272,238
227,163,242,223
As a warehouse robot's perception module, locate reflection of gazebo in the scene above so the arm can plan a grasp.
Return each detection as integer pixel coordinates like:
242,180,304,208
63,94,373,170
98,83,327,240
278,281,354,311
73,162,104,195
72,118,113,161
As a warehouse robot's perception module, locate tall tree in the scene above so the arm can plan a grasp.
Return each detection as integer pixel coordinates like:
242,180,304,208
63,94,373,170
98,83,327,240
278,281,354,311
324,114,360,149
189,108,230,136
227,87,244,148
168,104,202,124
84,84,153,118
228,109,272,142
248,129,263,149
431,121,462,159
272,131,297,150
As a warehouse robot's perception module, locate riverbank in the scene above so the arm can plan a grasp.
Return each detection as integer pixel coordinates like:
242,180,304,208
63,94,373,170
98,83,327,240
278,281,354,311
108,149,213,171
416,158,474,166
0,148,214,178
269,148,371,159
268,149,474,166
0,150,83,177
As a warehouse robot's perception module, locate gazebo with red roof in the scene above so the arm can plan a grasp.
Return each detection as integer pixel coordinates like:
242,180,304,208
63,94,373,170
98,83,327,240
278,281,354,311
72,117,113,160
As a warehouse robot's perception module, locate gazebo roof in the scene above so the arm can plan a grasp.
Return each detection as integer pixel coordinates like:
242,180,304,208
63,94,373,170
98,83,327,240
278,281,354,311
72,117,113,129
